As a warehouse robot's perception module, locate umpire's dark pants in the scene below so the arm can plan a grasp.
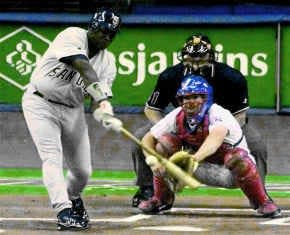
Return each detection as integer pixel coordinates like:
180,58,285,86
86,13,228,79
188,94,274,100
131,118,268,189
131,123,153,187
242,119,267,183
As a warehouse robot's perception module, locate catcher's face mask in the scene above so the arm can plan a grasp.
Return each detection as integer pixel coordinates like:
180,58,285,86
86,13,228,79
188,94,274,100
177,74,213,131
182,94,207,116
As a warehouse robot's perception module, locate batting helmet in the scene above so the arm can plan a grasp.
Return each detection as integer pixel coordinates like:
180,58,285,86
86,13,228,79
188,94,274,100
88,8,121,38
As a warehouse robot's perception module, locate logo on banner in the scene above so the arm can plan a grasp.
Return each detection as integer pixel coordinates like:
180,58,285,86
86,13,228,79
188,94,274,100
117,42,269,87
0,26,50,90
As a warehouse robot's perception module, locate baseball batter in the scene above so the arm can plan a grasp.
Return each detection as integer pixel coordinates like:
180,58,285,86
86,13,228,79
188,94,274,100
22,9,122,231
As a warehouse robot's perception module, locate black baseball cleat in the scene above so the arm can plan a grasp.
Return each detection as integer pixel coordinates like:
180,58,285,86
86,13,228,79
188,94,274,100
132,186,154,207
71,197,89,223
57,208,89,231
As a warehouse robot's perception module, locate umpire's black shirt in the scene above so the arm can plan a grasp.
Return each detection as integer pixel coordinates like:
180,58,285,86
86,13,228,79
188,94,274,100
146,62,249,115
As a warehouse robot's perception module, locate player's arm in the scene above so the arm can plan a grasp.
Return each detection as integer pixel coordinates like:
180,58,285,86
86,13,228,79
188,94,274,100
144,73,173,124
141,131,165,172
69,55,111,102
144,107,180,157
63,54,99,85
141,131,158,158
191,125,228,162
233,108,248,127
144,107,164,124
62,54,121,131
231,71,249,127
70,55,114,109
61,54,109,103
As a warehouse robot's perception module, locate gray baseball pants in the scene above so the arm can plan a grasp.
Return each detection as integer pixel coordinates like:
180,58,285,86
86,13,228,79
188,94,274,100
22,89,92,214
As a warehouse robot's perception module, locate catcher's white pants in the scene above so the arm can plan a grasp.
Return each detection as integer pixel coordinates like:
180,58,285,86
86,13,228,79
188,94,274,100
22,88,92,214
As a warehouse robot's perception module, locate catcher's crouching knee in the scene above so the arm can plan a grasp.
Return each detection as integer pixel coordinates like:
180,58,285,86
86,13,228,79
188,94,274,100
224,148,257,180
194,162,236,188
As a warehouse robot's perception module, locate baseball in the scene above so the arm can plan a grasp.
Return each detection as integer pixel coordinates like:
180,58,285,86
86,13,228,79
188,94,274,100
146,155,159,167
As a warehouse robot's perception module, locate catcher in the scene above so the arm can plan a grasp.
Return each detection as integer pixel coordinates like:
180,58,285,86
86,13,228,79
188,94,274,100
139,74,281,218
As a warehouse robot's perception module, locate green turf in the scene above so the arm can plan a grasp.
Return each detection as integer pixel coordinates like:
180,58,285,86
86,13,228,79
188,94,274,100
0,168,289,197
1,168,290,182
0,168,135,180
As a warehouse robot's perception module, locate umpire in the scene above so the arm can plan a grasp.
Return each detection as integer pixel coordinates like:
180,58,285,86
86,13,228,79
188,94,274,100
131,34,267,207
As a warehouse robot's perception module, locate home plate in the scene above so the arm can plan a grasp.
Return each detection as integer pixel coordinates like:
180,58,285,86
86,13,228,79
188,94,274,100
134,225,209,232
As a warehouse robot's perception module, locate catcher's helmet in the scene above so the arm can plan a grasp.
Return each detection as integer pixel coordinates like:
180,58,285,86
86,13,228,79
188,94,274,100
177,74,213,101
179,34,215,62
88,9,121,38
177,75,213,130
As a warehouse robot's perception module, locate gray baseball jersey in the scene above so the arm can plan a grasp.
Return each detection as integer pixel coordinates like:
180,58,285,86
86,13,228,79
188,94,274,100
30,27,116,107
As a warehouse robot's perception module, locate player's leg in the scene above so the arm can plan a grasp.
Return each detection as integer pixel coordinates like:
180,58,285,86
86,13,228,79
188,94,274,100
62,106,92,199
22,93,88,230
224,148,281,218
242,122,267,183
62,106,92,225
193,162,236,188
134,134,239,208
138,173,175,213
131,124,154,207
22,93,71,212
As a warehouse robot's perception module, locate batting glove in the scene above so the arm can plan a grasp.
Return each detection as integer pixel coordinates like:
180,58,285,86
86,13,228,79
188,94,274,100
102,114,123,132
93,103,122,132
95,100,114,118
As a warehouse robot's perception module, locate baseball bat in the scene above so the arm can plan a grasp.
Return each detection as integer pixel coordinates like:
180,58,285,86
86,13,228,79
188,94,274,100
120,126,200,189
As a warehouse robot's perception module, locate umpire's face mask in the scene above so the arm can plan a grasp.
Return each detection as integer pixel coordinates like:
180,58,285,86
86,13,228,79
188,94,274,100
183,54,215,78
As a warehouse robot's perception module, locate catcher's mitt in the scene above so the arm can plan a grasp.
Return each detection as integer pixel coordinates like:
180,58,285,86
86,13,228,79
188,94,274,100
169,150,199,192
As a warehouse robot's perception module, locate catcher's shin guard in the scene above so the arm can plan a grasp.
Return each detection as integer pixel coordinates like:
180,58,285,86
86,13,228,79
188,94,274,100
138,175,175,213
224,148,281,217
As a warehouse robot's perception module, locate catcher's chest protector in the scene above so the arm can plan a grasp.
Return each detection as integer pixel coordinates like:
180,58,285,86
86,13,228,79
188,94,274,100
176,111,209,149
